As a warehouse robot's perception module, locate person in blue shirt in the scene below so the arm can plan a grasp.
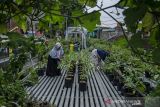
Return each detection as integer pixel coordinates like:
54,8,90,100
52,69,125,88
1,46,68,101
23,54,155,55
91,49,110,69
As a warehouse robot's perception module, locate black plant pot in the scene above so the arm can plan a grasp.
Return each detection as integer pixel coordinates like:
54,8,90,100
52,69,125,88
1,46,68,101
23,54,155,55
24,81,33,87
79,80,87,91
112,79,119,86
26,102,33,107
121,86,135,97
64,78,73,88
107,74,114,81
73,65,76,73
119,65,124,72
105,71,111,75
143,82,153,93
117,82,124,91
135,91,143,97
145,71,151,78
37,68,45,76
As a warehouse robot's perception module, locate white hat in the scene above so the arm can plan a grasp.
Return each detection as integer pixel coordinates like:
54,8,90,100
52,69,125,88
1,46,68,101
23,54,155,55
55,42,61,49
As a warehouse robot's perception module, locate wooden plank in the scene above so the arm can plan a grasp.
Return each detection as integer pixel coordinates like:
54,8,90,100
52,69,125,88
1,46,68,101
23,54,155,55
41,77,57,101
36,77,55,101
84,91,90,107
26,76,44,92
75,73,79,107
93,71,115,107
96,71,117,107
98,71,130,107
89,71,102,107
32,77,52,101
101,71,127,104
49,71,66,104
28,76,49,100
80,92,84,107
91,71,106,107
63,87,72,107
87,74,96,107
45,74,64,102
69,73,76,107
92,71,109,98
57,88,67,107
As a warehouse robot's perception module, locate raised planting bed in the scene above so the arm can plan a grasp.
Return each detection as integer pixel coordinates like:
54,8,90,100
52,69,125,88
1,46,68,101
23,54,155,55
105,70,147,97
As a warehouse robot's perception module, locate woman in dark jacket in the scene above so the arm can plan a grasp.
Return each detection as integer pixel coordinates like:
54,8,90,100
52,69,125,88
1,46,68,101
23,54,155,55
46,42,64,76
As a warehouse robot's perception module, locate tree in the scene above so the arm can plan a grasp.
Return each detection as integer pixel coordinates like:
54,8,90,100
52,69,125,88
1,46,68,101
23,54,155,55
0,0,100,33
116,0,160,65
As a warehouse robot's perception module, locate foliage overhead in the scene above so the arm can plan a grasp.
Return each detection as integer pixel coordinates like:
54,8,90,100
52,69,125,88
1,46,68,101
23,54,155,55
117,0,160,64
0,0,99,32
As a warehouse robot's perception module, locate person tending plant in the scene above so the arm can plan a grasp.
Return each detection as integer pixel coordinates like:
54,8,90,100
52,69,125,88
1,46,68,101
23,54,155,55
91,48,110,70
46,42,64,76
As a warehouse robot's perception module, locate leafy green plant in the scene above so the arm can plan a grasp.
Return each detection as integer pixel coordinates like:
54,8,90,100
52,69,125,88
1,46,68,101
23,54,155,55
103,62,119,73
0,69,26,106
35,43,47,68
117,0,160,64
59,51,78,72
79,50,93,75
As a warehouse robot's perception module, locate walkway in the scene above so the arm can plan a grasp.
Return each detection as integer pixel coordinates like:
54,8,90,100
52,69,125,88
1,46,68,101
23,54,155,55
26,70,131,107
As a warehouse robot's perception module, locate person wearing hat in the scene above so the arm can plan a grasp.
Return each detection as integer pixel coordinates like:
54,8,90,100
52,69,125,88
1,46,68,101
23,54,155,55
46,42,64,76
91,49,110,69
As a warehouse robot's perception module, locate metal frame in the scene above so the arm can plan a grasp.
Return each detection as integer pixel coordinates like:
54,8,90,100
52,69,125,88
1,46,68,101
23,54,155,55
65,27,87,49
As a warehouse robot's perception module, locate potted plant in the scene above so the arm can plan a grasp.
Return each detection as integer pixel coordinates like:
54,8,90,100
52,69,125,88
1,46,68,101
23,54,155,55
64,76,73,88
78,50,93,91
59,52,78,88
117,79,124,91
79,74,87,91
120,73,137,97
135,81,146,97
35,43,47,76
104,62,118,81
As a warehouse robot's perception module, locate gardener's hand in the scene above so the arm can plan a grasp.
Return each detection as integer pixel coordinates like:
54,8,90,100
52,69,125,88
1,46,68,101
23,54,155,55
97,66,100,71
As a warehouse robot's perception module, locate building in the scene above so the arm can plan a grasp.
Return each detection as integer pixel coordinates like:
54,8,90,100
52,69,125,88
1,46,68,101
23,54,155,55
94,23,124,40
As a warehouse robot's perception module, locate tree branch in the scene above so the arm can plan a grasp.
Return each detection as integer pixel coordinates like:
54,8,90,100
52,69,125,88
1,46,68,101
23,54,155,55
96,5,160,66
41,4,117,19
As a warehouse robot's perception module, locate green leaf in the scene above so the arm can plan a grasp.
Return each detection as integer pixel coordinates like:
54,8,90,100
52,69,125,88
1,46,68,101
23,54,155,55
123,5,147,32
79,12,100,31
15,0,23,4
117,0,136,8
152,47,160,64
129,31,149,49
38,21,50,31
0,23,7,33
142,12,155,32
72,9,83,17
78,0,97,8
18,17,27,31
149,27,160,47
138,23,142,30
59,0,71,5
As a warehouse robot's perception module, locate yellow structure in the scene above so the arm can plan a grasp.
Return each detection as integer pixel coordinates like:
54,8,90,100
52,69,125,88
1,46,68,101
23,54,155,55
69,44,74,52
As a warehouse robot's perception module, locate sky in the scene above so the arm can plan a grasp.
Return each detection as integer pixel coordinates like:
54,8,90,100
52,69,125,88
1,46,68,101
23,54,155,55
88,0,124,28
